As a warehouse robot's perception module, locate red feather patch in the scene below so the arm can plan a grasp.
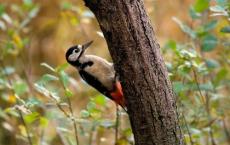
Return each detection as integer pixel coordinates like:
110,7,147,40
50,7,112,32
110,81,125,107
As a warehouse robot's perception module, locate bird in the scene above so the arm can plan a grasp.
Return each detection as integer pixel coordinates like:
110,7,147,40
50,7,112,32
65,41,126,109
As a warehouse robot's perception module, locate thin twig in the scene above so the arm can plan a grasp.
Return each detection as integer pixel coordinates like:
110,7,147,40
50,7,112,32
39,128,45,145
56,102,70,118
88,125,94,145
0,60,13,86
58,75,80,145
18,109,33,145
57,129,69,145
115,104,119,144
35,89,70,118
182,111,194,145
67,97,79,145
0,60,34,145
205,92,217,145
192,69,206,104
194,10,218,144
192,68,217,145
180,78,193,145
222,117,230,144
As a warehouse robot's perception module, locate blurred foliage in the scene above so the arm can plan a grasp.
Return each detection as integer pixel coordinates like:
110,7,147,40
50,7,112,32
163,0,230,145
0,0,229,145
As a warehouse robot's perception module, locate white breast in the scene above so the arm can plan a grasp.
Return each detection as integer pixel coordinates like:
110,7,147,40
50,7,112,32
78,55,115,90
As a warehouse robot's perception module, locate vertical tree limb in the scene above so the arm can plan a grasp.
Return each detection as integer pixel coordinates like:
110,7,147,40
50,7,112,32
83,0,183,144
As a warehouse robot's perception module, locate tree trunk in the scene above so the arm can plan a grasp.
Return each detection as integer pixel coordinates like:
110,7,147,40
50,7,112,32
83,0,184,145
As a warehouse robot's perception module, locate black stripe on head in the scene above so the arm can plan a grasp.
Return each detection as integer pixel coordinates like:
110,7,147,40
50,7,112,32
66,45,83,66
65,46,76,62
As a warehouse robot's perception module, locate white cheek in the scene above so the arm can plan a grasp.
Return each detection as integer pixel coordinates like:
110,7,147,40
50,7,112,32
68,53,79,61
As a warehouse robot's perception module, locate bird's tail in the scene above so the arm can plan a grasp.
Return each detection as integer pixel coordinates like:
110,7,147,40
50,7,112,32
110,81,127,112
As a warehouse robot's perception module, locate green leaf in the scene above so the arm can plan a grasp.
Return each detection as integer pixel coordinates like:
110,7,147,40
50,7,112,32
220,26,230,33
173,81,214,93
70,16,80,26
210,5,226,13
55,63,69,72
223,41,230,48
1,66,15,75
216,0,226,4
87,102,96,111
40,117,49,128
94,95,106,106
123,128,133,137
214,69,228,85
203,20,218,32
205,59,220,69
23,0,33,6
0,4,5,16
196,20,218,36
26,97,42,107
179,49,197,59
80,110,90,118
57,127,70,133
4,108,19,117
201,34,218,52
40,63,55,72
0,78,6,89
49,92,60,101
64,88,73,97
40,74,59,84
0,20,6,31
216,0,228,6
24,112,40,124
185,82,214,91
59,71,69,88
89,109,101,119
34,83,50,97
13,81,28,95
189,6,201,19
173,81,188,93
190,128,201,135
193,0,210,13
5,41,14,50
172,17,196,39
2,13,12,24
198,82,214,91
19,6,39,29
100,120,114,128
61,1,72,10
28,6,39,18
22,38,30,46
165,62,173,72
0,108,8,119
164,40,177,50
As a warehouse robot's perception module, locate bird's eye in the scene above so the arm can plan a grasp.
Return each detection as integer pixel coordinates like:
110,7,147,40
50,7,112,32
74,49,79,53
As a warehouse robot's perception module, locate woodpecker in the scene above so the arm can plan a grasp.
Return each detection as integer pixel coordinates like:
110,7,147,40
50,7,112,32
65,41,125,108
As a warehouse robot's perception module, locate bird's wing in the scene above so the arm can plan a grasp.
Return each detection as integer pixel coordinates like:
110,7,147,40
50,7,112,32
79,70,113,100
79,70,126,111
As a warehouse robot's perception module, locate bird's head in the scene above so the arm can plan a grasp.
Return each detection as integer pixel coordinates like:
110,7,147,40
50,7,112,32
66,41,93,65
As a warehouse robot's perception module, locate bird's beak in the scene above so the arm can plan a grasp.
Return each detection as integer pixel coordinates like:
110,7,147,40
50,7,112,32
82,40,93,51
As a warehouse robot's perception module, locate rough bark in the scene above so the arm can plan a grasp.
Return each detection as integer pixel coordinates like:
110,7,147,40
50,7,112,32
83,0,184,145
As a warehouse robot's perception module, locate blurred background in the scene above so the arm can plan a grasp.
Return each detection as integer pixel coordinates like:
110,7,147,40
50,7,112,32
0,0,229,145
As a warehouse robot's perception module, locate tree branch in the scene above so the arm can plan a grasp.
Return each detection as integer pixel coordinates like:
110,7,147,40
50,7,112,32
83,0,183,144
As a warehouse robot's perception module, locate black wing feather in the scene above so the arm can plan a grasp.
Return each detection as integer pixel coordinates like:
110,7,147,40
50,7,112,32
79,70,113,100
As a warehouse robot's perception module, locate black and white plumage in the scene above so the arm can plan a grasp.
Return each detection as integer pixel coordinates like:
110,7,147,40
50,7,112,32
65,41,125,106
